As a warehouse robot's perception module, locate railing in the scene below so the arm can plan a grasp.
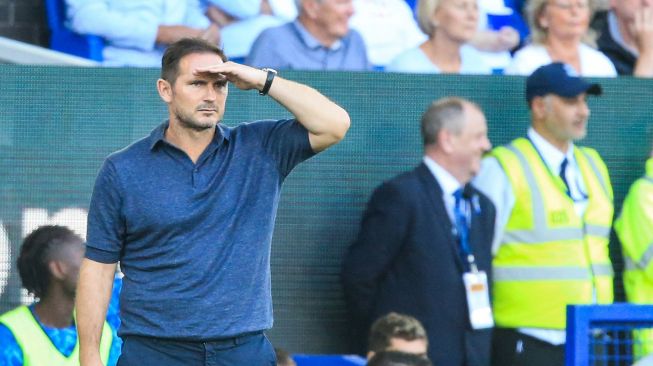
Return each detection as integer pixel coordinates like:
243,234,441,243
566,304,653,366
0,36,98,66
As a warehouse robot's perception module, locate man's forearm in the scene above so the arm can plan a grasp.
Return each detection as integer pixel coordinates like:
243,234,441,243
191,62,350,151
156,25,202,45
267,77,350,152
77,258,117,365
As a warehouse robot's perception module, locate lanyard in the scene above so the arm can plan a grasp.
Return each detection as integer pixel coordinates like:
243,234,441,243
453,189,478,273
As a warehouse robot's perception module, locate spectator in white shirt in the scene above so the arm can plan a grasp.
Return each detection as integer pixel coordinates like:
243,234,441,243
387,0,492,74
505,0,617,76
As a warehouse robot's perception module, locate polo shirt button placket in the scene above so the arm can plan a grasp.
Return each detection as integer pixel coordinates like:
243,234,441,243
192,167,199,188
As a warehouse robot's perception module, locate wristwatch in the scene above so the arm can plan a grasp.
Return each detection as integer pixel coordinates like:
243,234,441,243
259,68,277,96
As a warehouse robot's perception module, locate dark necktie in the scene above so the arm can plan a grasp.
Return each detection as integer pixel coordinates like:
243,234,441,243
453,188,470,258
559,158,571,196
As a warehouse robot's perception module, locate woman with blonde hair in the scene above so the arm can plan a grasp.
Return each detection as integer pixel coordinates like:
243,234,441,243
387,0,492,74
505,0,617,76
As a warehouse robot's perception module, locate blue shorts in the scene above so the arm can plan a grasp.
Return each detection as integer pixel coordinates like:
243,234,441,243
117,332,276,366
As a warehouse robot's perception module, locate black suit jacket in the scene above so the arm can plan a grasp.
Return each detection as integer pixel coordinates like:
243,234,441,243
342,163,496,366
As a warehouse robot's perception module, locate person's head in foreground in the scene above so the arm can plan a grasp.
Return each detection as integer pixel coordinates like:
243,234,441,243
368,312,429,359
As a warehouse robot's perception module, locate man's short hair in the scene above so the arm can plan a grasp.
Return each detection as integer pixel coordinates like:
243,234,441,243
421,97,479,146
17,225,84,298
367,351,432,366
161,38,227,85
368,312,428,353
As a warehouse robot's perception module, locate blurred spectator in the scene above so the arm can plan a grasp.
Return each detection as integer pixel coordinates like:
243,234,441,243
66,0,219,67
479,0,530,40
0,226,119,366
349,0,427,68
595,0,653,77
469,0,522,73
505,0,617,76
387,0,493,74
367,312,428,359
275,347,297,366
367,351,433,366
246,0,370,70
203,0,297,59
615,149,653,358
471,23,520,54
342,97,495,365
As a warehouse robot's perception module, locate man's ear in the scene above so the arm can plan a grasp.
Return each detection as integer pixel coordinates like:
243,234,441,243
531,96,547,121
302,0,321,19
157,78,173,103
439,129,455,154
48,260,66,281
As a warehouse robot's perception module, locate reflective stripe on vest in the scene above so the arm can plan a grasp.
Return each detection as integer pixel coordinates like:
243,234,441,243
491,138,614,329
615,159,653,307
0,306,113,366
494,264,614,281
624,241,653,271
501,143,611,245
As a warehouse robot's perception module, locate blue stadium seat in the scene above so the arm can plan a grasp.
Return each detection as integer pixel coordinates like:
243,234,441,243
293,354,366,366
404,0,417,11
44,0,105,61
491,0,530,41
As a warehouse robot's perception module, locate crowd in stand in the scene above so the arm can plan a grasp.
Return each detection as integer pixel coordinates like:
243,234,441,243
62,0,653,77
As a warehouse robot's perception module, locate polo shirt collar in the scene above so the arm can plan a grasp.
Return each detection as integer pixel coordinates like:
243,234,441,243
292,20,343,51
149,121,231,150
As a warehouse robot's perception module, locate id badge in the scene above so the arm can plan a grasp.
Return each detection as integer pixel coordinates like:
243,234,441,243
463,271,494,329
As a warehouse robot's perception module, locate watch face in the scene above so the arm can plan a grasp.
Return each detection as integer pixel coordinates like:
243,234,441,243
262,68,278,75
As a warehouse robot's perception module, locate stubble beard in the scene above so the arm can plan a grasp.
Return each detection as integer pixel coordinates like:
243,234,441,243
174,107,219,132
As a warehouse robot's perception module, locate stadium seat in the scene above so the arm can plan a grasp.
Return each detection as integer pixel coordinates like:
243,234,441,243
293,354,366,366
44,0,104,61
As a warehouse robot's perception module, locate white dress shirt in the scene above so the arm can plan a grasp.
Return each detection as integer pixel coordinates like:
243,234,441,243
423,156,462,227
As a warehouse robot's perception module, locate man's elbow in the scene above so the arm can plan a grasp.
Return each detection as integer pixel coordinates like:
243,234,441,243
331,109,351,142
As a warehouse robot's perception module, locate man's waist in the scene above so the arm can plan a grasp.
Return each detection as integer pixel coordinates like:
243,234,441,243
123,330,266,345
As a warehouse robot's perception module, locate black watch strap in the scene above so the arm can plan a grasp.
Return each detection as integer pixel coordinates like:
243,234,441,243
259,68,277,96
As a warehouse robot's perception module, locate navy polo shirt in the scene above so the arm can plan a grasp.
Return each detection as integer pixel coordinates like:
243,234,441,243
86,119,315,340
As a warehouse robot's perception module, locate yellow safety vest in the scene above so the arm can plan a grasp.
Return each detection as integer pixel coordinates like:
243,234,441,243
491,138,614,329
0,306,113,366
615,158,653,357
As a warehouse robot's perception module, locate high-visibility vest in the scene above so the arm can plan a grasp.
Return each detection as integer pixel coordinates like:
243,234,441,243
615,158,653,357
0,306,113,366
491,138,614,329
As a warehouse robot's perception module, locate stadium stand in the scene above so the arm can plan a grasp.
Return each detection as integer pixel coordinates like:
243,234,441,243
44,0,104,61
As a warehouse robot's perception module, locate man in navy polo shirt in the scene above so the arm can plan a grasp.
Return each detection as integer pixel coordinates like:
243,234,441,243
76,37,350,366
